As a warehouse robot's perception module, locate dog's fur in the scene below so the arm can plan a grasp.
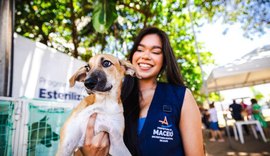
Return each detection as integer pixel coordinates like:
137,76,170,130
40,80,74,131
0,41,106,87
56,54,137,156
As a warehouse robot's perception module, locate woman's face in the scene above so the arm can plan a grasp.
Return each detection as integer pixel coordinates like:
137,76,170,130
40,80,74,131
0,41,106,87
132,34,163,80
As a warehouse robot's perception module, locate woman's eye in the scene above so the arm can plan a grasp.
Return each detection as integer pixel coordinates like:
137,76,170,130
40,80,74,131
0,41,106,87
152,51,161,54
137,49,143,52
102,60,112,68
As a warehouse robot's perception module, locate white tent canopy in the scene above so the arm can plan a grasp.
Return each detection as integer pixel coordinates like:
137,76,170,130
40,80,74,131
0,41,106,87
206,45,270,92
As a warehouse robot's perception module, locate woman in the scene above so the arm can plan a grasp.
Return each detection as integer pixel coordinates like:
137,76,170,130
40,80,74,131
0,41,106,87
251,98,269,138
78,27,204,156
251,98,267,127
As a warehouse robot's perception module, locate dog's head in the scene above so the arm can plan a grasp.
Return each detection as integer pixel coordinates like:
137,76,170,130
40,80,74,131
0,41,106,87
69,54,139,94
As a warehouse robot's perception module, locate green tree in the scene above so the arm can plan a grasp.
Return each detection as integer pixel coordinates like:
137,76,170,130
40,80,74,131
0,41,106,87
250,87,264,101
12,0,216,103
15,0,270,103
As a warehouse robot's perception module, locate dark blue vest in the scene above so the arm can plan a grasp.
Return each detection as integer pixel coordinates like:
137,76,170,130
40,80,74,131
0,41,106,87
137,82,186,156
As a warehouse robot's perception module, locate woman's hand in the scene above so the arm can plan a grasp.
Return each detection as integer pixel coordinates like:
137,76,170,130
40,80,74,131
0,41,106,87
75,113,110,156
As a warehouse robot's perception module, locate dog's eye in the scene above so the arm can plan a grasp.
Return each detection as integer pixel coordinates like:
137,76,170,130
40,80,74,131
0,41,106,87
102,60,112,68
84,65,90,72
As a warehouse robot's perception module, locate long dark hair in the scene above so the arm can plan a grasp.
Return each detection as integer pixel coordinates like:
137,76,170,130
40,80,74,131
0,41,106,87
121,27,185,155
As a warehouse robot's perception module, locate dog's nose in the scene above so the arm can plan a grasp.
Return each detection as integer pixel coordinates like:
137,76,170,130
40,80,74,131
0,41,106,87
84,77,98,89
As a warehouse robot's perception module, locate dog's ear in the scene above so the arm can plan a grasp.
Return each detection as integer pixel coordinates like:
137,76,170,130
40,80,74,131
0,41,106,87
69,66,87,87
119,60,141,78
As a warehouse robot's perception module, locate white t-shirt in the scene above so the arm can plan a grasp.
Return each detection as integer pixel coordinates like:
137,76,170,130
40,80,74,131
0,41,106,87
208,108,218,122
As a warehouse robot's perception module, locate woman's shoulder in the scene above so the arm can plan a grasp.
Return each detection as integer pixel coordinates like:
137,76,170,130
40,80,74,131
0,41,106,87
157,82,188,101
253,103,261,108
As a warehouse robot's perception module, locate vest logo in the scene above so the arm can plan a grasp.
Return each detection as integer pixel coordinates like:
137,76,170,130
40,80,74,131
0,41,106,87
151,115,174,143
158,116,172,128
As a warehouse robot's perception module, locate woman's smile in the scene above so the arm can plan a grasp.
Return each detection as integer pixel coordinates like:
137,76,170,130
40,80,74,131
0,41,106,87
138,62,153,70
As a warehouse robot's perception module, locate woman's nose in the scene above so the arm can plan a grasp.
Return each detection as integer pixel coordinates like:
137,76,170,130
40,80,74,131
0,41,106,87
141,51,151,60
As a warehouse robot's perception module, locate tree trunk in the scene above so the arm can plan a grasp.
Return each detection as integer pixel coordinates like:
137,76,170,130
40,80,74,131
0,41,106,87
0,0,14,96
70,0,79,58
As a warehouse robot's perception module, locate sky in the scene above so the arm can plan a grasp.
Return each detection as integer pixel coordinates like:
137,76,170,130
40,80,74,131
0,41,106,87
197,22,270,66
196,22,270,105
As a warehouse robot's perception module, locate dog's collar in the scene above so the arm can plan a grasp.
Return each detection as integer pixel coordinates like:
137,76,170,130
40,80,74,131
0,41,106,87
84,64,90,72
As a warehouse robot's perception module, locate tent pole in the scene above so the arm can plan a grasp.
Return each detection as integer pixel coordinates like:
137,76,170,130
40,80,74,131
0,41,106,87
219,97,234,149
215,80,234,149
187,1,209,104
188,0,234,149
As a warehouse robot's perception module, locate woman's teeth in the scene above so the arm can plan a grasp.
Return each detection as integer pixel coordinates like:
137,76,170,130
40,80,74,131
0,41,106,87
139,63,151,68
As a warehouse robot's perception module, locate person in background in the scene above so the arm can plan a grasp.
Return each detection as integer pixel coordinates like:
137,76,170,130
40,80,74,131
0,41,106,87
241,100,253,120
229,99,249,135
207,102,224,142
240,100,248,120
229,99,244,121
77,27,204,156
200,106,210,130
251,98,270,139
200,106,211,140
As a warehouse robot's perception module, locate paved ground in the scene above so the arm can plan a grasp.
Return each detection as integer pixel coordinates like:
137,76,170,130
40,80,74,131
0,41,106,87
204,129,270,156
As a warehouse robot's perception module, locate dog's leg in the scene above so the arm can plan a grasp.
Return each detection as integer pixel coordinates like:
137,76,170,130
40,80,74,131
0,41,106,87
57,116,85,156
56,95,96,156
109,133,131,156
95,114,131,156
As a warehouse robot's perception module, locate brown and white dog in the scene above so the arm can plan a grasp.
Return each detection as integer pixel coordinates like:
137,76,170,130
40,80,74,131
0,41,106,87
56,54,137,156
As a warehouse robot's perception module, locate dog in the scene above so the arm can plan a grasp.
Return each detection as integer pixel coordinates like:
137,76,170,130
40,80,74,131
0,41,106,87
56,54,138,156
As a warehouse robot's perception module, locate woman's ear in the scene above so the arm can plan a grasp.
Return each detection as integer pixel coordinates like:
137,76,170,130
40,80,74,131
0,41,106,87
119,60,141,79
69,66,87,87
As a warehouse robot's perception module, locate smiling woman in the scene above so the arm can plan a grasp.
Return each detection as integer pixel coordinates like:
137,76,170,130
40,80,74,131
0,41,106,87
120,27,204,156
79,27,204,156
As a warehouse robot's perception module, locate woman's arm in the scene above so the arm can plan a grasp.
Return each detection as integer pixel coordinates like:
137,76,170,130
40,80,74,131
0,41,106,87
75,113,110,156
180,89,204,156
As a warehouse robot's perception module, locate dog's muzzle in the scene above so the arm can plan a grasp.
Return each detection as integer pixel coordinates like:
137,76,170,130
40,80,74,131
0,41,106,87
84,70,112,93
84,77,97,90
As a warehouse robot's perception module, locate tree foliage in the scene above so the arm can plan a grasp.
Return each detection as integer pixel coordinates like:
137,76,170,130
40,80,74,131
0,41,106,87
92,0,118,33
194,0,270,38
15,0,270,103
